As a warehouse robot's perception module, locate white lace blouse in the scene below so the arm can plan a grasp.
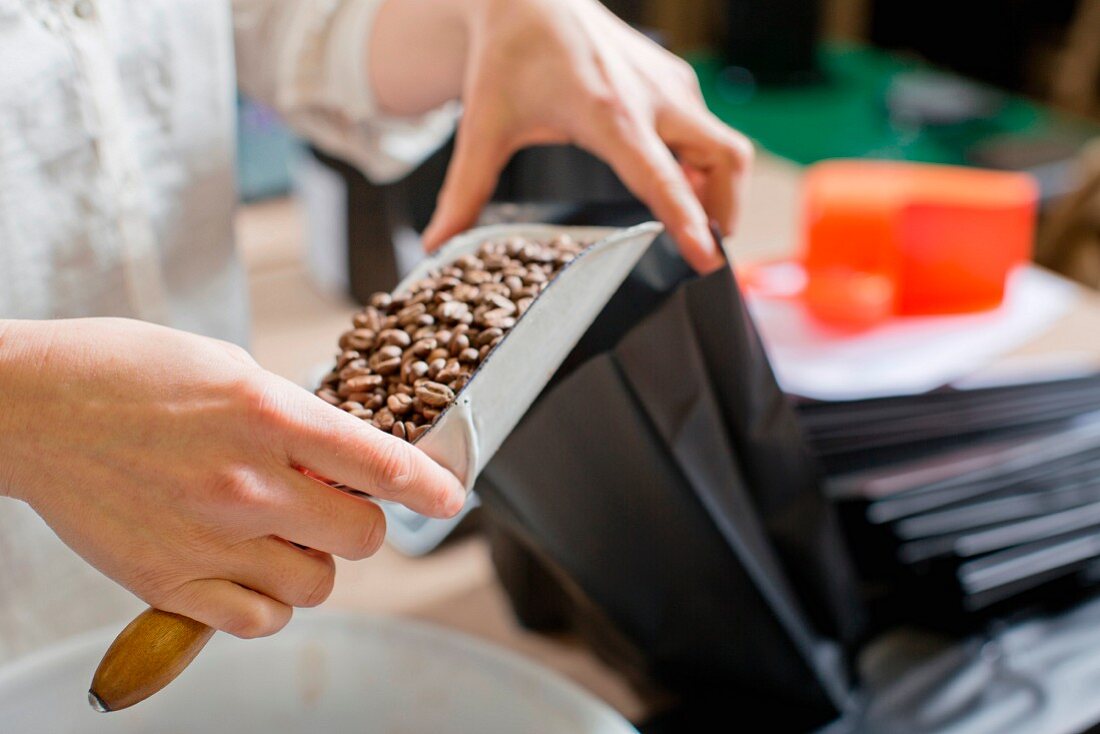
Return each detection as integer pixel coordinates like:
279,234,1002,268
0,0,456,663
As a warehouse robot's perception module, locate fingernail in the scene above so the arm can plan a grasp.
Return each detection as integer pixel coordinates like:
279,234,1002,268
438,478,467,518
422,214,453,252
421,219,442,251
690,222,724,272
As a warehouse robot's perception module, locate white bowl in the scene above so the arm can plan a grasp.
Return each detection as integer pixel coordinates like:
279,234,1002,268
0,611,639,734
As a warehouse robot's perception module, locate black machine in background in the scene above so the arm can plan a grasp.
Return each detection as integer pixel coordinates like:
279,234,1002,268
723,0,822,84
869,0,1082,95
309,140,635,303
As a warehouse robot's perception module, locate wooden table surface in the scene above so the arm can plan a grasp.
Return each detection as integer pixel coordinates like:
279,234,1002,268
240,153,1100,723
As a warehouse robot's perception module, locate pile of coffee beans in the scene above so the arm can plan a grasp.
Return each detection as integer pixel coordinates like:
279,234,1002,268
316,234,588,442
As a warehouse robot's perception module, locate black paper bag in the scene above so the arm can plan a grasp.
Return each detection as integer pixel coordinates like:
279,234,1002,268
473,232,865,729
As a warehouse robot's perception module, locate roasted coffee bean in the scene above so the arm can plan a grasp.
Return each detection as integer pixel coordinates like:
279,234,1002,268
344,373,383,392
374,408,396,431
409,289,434,306
481,311,516,330
378,328,412,348
336,350,361,368
339,401,364,412
392,421,407,440
437,301,470,322
316,388,341,405
503,275,524,295
479,282,508,298
450,333,470,356
458,348,479,363
408,337,437,358
485,293,516,314
387,393,414,415
369,345,403,375
369,292,392,310
354,308,384,332
452,283,479,301
416,381,455,407
522,267,547,285
436,275,461,289
338,360,369,381
475,327,503,347
350,408,374,420
339,329,376,351
396,303,427,326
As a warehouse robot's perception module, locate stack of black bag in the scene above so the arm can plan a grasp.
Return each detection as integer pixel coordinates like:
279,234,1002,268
799,375,1100,629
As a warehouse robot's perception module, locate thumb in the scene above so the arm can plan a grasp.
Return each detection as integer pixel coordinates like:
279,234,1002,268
422,115,510,252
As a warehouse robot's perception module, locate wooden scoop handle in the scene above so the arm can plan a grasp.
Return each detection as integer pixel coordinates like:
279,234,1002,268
88,608,215,712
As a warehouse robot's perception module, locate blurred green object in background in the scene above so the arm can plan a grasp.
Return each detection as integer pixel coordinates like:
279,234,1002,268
692,43,1099,167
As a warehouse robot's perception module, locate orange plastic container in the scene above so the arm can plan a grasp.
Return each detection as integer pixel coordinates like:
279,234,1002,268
801,160,1038,329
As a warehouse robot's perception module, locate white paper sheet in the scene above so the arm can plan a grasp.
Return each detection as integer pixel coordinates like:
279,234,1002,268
745,265,1080,401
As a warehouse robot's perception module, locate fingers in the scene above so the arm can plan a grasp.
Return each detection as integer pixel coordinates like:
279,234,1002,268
274,389,466,519
422,112,512,252
227,537,337,608
658,108,754,240
159,578,292,640
576,113,724,273
250,467,390,561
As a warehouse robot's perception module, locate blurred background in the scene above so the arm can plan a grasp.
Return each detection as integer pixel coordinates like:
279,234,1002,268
238,0,1100,300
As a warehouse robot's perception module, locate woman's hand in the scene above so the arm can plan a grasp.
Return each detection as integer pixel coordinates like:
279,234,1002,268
0,318,464,638
370,0,753,273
